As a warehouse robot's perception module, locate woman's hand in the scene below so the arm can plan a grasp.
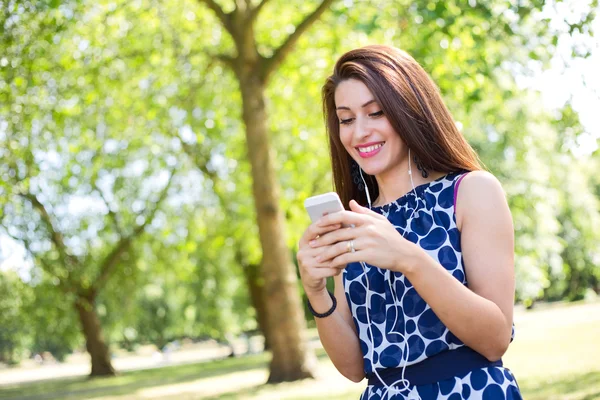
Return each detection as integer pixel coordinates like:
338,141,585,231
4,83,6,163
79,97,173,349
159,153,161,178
309,200,421,273
297,220,344,296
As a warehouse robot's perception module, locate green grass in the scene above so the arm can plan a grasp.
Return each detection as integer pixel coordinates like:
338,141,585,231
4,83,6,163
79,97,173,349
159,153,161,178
520,371,600,400
0,354,271,400
502,304,600,400
1,302,599,399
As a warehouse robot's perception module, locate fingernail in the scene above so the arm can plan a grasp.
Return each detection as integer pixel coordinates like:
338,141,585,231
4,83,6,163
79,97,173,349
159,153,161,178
309,240,316,247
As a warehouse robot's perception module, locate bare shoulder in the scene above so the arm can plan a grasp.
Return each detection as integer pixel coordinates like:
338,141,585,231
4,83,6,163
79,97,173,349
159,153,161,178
456,171,509,228
459,170,505,199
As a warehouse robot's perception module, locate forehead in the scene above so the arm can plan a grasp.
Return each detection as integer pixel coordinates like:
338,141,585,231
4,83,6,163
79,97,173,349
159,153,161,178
334,79,376,109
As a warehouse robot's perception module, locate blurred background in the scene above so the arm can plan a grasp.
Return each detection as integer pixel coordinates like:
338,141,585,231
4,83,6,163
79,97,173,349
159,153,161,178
0,0,599,399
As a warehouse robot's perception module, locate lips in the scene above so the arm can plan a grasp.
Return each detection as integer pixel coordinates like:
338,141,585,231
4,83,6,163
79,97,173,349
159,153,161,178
356,142,384,158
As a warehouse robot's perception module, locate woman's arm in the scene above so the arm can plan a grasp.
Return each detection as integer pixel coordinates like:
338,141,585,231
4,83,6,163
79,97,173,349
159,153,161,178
296,222,365,382
403,171,515,361
311,171,515,361
308,274,365,382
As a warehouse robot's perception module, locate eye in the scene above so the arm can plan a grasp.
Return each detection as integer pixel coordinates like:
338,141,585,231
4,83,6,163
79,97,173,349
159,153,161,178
369,110,384,118
339,118,354,125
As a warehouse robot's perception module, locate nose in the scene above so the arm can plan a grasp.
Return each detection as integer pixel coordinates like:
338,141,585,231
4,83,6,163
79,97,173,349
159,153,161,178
354,116,372,141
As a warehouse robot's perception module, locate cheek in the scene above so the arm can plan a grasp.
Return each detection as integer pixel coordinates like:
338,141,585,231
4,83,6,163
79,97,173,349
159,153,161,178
377,121,401,145
379,118,396,134
339,127,353,148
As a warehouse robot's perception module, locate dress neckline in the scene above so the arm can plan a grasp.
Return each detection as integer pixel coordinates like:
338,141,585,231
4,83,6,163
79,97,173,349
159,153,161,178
371,171,460,210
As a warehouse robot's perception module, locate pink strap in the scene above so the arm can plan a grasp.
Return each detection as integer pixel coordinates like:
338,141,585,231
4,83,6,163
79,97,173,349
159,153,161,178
453,173,469,207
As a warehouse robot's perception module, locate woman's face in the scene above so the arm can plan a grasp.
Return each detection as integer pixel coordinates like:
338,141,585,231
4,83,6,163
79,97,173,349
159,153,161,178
334,79,407,178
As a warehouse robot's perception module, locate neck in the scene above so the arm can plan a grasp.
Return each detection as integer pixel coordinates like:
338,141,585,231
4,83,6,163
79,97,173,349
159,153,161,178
373,158,445,207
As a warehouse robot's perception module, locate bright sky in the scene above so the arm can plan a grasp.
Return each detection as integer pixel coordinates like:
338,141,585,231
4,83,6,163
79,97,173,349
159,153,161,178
533,1,600,153
0,235,31,280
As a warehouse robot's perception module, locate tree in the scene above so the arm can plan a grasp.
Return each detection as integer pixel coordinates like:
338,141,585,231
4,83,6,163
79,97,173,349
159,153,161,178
1,0,598,378
0,1,178,376
194,0,335,382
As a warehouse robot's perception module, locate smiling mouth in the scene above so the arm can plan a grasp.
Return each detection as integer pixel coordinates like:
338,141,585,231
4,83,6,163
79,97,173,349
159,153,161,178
356,142,384,156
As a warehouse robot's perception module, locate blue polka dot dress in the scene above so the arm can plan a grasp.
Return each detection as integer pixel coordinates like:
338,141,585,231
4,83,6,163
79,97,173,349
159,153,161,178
343,172,522,400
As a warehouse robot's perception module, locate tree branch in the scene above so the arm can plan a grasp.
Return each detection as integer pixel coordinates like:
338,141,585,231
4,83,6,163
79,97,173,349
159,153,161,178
93,182,123,236
198,0,232,33
179,141,219,183
250,0,271,21
19,193,79,269
177,139,237,217
201,51,236,72
93,171,176,292
155,2,233,93
133,170,175,236
214,53,236,69
92,235,133,296
1,228,76,294
261,0,335,82
235,0,249,12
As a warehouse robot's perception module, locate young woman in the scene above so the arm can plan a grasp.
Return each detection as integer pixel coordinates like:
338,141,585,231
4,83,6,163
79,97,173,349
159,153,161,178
297,45,522,399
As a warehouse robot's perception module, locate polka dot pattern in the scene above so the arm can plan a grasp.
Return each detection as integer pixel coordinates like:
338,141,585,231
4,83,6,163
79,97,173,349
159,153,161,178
363,367,522,399
342,173,521,399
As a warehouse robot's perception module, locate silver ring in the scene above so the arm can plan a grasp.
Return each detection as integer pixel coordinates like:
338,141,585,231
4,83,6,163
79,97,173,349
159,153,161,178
347,240,356,253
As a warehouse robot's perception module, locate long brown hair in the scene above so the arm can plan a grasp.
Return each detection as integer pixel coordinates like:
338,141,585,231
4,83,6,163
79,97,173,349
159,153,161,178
322,45,482,208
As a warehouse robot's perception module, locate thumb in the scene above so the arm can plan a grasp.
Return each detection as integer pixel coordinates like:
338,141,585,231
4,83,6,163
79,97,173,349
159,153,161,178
349,199,376,215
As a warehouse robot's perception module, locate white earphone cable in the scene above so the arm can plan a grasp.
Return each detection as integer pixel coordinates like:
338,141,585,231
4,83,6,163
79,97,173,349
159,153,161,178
357,149,423,400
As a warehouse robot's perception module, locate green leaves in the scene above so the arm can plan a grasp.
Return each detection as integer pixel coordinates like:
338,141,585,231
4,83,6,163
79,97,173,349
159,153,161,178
1,0,599,364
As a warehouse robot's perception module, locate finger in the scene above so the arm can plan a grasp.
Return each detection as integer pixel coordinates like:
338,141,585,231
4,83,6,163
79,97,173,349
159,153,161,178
317,267,344,277
309,226,360,248
299,247,347,270
349,200,385,219
317,239,362,264
300,222,342,245
317,210,368,228
305,267,345,280
328,250,366,268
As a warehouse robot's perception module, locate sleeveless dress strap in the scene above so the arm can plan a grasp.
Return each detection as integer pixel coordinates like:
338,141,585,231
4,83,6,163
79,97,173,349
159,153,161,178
453,172,470,208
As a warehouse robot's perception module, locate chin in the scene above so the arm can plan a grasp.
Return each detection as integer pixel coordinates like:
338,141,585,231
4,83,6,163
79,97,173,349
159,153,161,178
359,165,384,177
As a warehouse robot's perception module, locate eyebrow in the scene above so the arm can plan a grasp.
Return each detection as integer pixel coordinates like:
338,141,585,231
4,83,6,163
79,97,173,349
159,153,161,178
336,99,376,111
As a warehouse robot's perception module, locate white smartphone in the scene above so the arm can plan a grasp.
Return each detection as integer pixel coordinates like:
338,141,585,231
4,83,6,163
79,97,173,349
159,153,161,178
304,192,345,223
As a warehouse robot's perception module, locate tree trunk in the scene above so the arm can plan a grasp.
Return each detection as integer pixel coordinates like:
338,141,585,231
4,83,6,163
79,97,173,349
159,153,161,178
75,297,116,377
239,75,316,382
241,261,271,350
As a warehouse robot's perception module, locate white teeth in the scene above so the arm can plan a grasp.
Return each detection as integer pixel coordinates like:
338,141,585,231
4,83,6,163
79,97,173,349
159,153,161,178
357,143,383,153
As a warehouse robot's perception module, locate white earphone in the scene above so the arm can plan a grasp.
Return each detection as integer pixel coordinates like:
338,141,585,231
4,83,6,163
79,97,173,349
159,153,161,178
357,148,423,400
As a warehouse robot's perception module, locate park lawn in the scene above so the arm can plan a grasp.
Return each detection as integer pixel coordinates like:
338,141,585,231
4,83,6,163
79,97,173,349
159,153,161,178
1,302,599,400
0,354,272,400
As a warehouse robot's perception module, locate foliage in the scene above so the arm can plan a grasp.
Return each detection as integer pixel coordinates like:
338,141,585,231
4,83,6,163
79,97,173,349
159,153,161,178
0,271,33,364
0,0,599,366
